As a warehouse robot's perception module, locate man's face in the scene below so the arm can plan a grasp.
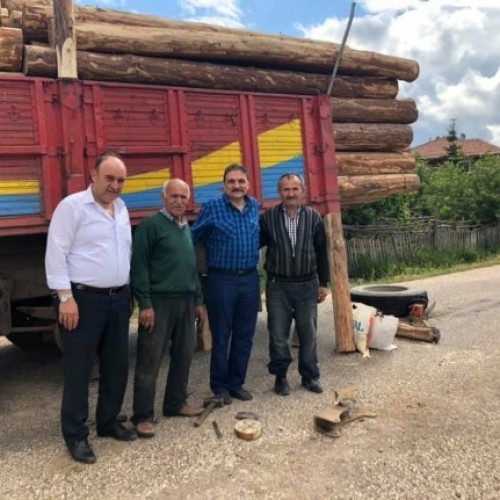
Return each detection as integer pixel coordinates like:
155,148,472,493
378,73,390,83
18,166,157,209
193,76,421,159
91,157,127,207
279,176,305,210
223,169,249,202
163,179,189,219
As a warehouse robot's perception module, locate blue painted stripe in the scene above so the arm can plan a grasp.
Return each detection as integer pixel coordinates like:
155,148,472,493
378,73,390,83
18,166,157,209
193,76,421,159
0,195,41,216
193,182,224,205
261,156,305,200
121,188,163,210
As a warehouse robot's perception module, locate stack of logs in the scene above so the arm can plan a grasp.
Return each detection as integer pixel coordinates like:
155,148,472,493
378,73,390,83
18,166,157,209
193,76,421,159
0,0,421,206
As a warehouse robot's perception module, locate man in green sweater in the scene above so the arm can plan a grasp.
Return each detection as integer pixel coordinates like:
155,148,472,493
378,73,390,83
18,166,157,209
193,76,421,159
131,178,205,438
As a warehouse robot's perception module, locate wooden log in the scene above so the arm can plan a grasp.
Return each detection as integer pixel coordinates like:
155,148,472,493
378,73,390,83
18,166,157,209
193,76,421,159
23,46,399,99
338,174,421,207
0,70,23,77
53,0,77,78
332,98,417,124
9,9,22,27
396,320,441,343
22,7,419,82
1,7,8,26
4,0,50,11
22,3,265,41
325,212,356,353
0,27,22,71
336,152,415,176
333,123,413,152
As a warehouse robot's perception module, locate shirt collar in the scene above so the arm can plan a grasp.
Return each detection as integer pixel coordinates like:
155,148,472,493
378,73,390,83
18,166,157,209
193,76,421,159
281,204,303,217
160,208,188,227
223,193,249,211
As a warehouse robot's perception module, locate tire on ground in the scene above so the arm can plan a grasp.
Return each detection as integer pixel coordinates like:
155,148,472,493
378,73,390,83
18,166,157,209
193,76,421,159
350,284,428,317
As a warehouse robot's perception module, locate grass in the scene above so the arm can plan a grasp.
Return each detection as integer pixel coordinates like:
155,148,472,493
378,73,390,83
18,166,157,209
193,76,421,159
349,248,500,284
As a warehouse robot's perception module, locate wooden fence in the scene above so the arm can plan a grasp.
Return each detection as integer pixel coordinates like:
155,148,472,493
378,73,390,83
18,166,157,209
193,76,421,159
344,221,500,276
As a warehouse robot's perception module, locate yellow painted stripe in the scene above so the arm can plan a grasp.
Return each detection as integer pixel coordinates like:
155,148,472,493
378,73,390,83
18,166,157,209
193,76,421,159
121,168,171,194
192,142,242,187
258,120,302,168
0,180,39,196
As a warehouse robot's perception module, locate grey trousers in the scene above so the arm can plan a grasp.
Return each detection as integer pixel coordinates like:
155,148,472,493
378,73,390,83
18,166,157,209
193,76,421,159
131,296,196,423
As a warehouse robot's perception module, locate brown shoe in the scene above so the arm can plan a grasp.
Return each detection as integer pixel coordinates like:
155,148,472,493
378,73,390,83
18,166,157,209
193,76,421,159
164,403,204,417
135,421,155,438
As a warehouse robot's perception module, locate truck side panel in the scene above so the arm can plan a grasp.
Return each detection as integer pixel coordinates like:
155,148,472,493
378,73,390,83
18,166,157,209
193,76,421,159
0,77,338,236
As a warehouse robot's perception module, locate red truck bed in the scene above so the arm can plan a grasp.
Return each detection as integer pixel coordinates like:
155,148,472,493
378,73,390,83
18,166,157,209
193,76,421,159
0,77,338,236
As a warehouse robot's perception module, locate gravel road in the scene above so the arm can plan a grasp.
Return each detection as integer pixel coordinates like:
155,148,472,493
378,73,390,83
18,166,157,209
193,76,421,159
1,266,500,499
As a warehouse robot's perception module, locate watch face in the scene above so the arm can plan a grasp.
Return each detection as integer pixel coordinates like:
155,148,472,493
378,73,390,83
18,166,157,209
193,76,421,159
60,295,73,303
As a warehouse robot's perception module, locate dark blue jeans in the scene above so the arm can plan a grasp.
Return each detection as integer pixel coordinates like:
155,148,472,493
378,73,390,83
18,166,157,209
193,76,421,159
266,278,320,381
132,296,196,422
59,287,130,444
204,271,260,394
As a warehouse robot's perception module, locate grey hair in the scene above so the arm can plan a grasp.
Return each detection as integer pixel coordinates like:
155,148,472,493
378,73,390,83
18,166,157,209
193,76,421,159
162,178,190,198
278,173,305,189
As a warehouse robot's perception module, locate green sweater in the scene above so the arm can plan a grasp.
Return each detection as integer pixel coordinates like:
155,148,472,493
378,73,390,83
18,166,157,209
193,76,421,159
131,211,203,309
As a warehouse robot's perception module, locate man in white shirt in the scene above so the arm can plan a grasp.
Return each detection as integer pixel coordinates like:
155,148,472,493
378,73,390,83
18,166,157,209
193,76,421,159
45,152,136,464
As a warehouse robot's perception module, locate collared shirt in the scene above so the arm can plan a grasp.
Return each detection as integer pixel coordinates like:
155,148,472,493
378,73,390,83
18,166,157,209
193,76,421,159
192,194,260,270
160,208,188,228
283,206,302,257
45,185,132,290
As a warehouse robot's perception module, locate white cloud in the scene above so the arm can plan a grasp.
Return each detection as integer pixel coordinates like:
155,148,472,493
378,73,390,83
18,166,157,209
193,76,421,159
81,0,128,8
183,15,244,28
297,2,500,146
179,0,242,22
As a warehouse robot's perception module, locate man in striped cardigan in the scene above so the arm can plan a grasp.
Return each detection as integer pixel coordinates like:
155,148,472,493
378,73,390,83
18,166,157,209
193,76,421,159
260,173,329,396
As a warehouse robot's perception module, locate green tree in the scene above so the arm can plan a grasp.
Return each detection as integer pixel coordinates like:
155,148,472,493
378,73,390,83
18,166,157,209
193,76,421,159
470,154,500,222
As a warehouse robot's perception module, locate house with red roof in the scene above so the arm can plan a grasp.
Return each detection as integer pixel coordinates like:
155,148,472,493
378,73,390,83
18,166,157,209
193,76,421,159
412,136,500,165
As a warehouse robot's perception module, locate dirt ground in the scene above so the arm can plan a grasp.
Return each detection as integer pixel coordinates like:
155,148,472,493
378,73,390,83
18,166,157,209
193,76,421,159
1,266,500,499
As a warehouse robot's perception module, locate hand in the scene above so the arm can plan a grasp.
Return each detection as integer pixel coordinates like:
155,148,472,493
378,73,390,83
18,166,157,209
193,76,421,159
195,305,206,330
59,299,79,331
139,308,155,333
318,286,329,304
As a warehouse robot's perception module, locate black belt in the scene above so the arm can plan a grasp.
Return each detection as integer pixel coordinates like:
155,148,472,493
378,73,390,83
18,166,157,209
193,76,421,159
72,283,127,295
267,274,317,284
208,267,256,277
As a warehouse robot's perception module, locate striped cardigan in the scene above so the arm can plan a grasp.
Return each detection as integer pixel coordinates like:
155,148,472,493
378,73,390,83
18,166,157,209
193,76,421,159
259,204,329,286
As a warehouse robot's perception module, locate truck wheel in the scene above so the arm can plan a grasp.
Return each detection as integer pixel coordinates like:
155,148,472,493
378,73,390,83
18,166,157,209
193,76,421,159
6,317,59,351
350,284,428,317
6,330,56,351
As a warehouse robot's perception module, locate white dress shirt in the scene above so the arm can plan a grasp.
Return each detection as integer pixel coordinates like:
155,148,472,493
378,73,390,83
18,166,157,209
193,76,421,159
45,185,132,290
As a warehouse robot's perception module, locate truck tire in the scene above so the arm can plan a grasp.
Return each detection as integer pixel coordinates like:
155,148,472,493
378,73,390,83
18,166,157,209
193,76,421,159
350,284,428,318
6,330,56,351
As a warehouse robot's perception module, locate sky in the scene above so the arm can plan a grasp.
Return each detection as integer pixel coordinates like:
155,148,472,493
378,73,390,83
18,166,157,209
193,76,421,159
78,0,500,147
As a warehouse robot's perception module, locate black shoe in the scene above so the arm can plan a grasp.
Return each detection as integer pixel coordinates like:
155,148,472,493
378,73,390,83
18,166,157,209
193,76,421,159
302,378,323,394
229,387,253,401
97,422,137,441
215,392,233,406
274,376,291,396
67,438,96,464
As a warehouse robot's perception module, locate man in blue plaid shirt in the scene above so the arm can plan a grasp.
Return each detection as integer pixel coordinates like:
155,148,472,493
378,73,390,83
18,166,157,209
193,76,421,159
192,164,260,404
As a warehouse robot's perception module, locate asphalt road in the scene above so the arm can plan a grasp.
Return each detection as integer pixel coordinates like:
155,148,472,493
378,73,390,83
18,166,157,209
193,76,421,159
1,266,500,499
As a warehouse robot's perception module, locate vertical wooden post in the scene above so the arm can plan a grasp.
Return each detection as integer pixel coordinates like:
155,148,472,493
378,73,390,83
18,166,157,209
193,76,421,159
325,213,356,352
53,0,77,78
315,95,355,353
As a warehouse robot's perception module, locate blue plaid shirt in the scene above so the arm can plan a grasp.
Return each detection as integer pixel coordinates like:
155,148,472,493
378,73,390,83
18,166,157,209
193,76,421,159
192,194,260,270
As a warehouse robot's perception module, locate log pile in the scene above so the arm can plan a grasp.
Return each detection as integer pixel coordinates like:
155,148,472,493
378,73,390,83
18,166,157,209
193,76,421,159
0,0,421,206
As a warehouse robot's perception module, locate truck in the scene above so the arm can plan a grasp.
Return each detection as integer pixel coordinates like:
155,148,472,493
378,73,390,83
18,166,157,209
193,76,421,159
0,75,339,350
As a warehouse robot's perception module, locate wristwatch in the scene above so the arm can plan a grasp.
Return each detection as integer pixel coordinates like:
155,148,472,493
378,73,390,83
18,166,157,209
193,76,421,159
59,293,74,303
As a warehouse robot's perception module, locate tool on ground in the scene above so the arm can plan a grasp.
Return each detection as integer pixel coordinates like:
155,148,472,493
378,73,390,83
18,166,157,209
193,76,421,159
193,396,224,427
314,404,377,438
212,420,222,439
234,419,262,441
235,411,259,420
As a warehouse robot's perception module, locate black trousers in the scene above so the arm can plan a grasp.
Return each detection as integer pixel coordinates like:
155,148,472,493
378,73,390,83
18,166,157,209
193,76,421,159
58,286,130,444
